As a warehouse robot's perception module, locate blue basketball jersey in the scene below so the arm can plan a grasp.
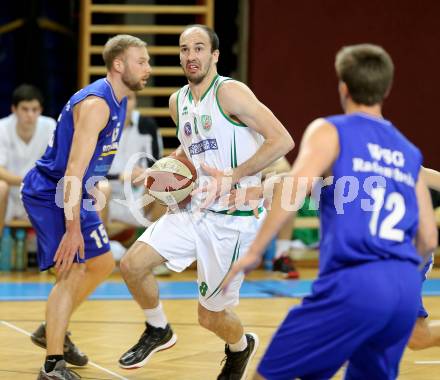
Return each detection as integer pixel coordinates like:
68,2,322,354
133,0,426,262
319,113,423,275
29,78,126,195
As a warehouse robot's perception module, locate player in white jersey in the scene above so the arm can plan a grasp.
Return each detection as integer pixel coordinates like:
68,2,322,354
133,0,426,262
119,24,294,379
0,84,56,233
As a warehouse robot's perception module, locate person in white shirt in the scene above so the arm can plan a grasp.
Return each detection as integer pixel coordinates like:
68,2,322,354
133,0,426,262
0,84,56,233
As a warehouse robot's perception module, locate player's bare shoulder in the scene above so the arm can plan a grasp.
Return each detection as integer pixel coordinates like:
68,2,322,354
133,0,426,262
75,96,109,115
307,118,335,132
73,96,110,132
217,80,256,102
216,79,258,118
302,118,338,147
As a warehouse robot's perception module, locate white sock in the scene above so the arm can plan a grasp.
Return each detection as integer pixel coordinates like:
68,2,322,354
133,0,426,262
275,239,291,259
229,334,248,352
144,303,168,329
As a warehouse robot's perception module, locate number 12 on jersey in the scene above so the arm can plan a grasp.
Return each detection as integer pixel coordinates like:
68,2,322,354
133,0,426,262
369,188,406,242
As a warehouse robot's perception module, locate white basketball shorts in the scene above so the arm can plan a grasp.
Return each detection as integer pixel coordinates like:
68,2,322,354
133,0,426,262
138,208,266,312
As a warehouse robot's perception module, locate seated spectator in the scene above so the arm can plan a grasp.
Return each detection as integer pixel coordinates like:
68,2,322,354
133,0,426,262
0,84,56,235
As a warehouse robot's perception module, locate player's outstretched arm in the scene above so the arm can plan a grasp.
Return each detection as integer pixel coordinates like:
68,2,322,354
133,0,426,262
217,81,294,184
223,119,338,289
415,174,438,258
54,96,110,273
421,167,440,192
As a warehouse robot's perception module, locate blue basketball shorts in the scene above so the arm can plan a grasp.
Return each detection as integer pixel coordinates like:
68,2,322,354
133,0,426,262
257,260,421,380
21,170,110,271
417,253,434,319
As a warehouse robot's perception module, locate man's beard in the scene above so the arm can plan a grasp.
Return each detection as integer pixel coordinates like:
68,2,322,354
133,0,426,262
187,72,206,85
122,71,144,91
185,58,212,85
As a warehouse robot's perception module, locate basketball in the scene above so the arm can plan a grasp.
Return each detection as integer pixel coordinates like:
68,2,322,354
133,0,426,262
144,156,197,207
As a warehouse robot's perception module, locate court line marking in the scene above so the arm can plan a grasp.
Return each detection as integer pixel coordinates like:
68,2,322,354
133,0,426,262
3,318,282,329
414,361,440,364
0,320,129,380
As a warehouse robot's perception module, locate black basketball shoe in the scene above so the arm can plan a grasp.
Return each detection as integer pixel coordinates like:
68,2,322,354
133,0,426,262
31,323,88,367
37,360,81,380
217,333,259,380
272,255,300,279
119,323,177,369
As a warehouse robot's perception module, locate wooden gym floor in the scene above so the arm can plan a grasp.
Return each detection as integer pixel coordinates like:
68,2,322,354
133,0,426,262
1,268,440,380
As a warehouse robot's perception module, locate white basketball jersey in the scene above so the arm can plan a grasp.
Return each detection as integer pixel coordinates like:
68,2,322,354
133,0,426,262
176,75,264,211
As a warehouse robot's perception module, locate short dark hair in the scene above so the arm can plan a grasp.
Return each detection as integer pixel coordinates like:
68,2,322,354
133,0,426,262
102,34,147,71
12,84,44,107
182,24,219,52
335,44,394,106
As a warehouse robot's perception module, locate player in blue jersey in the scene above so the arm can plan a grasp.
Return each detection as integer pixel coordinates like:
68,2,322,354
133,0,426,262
21,34,151,380
407,167,440,350
223,44,438,379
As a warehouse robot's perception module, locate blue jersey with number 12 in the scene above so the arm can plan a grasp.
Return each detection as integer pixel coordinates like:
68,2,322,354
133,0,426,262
319,113,423,275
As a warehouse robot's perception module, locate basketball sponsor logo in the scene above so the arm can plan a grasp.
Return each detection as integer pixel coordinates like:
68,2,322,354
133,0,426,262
184,122,192,136
188,139,218,156
201,115,212,131
102,141,118,152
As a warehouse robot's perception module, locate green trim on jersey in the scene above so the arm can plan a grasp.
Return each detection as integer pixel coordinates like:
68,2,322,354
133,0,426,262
206,234,241,300
230,143,233,171
176,89,181,136
189,74,219,104
202,74,219,101
211,207,264,217
230,130,240,189
215,78,247,127
233,130,238,168
230,130,238,169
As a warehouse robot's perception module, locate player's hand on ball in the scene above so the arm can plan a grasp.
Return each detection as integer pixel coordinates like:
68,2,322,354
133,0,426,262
222,249,262,293
130,166,148,185
193,162,234,209
121,165,147,185
53,226,85,273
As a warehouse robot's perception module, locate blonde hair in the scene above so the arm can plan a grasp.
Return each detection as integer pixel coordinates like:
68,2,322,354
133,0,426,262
102,35,147,71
